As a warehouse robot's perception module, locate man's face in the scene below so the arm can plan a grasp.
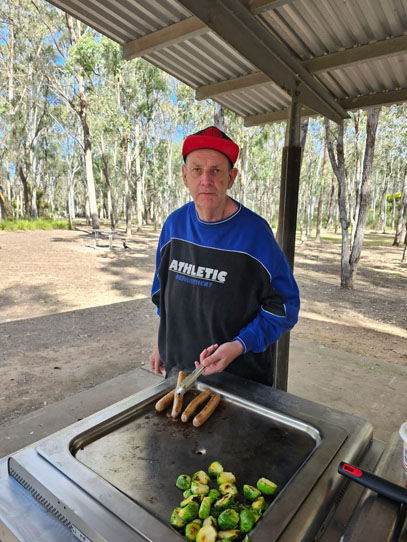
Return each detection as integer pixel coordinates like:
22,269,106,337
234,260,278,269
182,149,238,216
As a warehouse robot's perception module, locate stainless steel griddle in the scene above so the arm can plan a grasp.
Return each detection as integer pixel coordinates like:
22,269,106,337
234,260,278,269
1,372,396,541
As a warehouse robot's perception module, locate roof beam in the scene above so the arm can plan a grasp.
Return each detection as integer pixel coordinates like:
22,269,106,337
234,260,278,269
176,0,348,124
123,17,207,60
244,88,407,126
303,35,407,73
196,35,407,100
246,0,296,14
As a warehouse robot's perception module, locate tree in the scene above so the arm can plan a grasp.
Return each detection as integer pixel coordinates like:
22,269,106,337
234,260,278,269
325,108,381,289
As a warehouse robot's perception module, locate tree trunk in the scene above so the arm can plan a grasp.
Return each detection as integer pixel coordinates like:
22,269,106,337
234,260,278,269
315,190,323,242
347,107,381,288
123,137,132,235
135,122,143,232
214,103,225,131
66,16,99,230
18,165,31,218
393,172,407,246
325,119,351,287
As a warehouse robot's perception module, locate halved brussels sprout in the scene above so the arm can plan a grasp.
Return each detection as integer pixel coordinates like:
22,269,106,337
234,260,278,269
196,524,217,542
243,484,261,501
256,477,277,496
217,472,236,485
176,474,191,490
170,507,186,529
199,496,212,520
217,529,241,541
208,461,224,477
251,496,266,513
185,519,201,540
202,516,218,528
208,488,221,503
191,480,210,496
252,508,262,523
193,470,210,484
214,494,235,512
217,508,239,530
181,495,201,508
219,483,238,497
179,501,199,522
183,489,193,498
239,508,255,533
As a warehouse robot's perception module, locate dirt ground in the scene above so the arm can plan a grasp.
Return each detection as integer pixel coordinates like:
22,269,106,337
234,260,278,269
0,226,406,427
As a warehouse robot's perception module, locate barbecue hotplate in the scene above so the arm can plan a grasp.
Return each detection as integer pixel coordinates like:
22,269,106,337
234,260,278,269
7,373,372,542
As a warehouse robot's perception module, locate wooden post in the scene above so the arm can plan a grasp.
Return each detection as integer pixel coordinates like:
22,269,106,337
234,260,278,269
274,93,302,391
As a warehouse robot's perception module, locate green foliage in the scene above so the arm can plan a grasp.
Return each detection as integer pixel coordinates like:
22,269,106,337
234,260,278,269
0,218,71,231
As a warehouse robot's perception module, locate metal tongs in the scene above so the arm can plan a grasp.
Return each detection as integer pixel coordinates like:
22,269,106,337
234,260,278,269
176,364,205,395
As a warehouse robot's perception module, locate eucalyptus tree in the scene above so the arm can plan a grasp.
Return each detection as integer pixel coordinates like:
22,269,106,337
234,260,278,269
325,108,381,289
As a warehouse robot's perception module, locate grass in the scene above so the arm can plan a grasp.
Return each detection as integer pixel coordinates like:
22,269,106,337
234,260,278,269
0,218,71,231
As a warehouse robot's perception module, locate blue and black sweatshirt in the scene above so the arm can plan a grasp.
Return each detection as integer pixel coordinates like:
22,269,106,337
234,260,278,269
151,201,300,386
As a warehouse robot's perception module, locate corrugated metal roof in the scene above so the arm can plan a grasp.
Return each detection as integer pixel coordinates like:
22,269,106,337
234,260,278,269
47,0,407,125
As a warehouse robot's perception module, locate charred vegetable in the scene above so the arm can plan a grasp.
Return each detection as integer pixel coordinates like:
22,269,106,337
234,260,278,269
257,477,277,496
208,461,224,477
202,516,217,528
199,497,212,519
193,470,210,484
239,508,255,533
219,483,238,497
191,480,210,496
176,474,192,491
207,488,221,503
243,484,261,501
171,507,186,529
217,530,241,541
196,524,217,542
179,501,200,523
251,496,266,513
217,472,236,485
185,519,202,540
217,509,239,530
214,494,235,512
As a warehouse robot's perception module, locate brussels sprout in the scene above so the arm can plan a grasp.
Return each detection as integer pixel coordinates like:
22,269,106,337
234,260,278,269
214,494,235,512
199,496,212,519
179,501,199,522
185,519,201,540
208,488,221,503
256,477,277,496
251,496,266,513
252,509,262,523
176,474,191,490
191,480,210,496
218,509,239,530
219,483,238,497
184,489,193,498
170,507,186,529
196,524,217,542
243,484,261,501
193,470,210,485
181,495,201,507
208,461,224,477
239,508,255,534
217,472,236,485
217,530,241,541
203,516,217,528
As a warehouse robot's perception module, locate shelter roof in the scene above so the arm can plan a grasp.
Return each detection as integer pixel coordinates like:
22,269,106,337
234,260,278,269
47,0,407,125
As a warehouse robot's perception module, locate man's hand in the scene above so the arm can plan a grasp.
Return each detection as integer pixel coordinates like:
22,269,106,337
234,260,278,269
199,341,244,376
149,345,164,375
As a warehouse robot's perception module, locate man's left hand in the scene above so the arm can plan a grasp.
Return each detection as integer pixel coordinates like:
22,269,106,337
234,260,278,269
199,341,244,376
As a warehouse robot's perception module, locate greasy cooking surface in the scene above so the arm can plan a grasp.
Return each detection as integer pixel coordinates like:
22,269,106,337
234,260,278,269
73,390,318,526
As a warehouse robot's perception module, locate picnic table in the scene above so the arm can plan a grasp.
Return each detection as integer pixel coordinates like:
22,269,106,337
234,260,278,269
91,229,117,249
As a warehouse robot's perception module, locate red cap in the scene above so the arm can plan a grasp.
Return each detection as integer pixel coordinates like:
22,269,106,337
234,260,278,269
182,126,239,166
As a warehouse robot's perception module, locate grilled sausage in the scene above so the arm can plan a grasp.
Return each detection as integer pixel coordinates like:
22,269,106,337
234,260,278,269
155,389,175,412
171,371,187,418
192,392,221,428
181,389,211,423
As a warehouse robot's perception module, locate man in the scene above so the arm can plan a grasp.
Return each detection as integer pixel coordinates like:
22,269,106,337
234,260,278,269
149,126,300,386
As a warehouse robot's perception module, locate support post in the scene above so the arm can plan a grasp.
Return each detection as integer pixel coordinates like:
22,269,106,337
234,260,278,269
274,93,302,391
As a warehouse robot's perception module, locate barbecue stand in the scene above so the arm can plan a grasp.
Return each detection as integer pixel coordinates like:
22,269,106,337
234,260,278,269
0,373,405,541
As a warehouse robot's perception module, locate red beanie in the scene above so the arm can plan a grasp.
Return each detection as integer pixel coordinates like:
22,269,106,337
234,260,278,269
182,126,239,166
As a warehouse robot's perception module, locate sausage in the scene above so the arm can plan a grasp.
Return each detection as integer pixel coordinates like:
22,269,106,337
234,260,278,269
192,392,221,428
171,371,187,418
155,389,175,412
181,389,211,423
